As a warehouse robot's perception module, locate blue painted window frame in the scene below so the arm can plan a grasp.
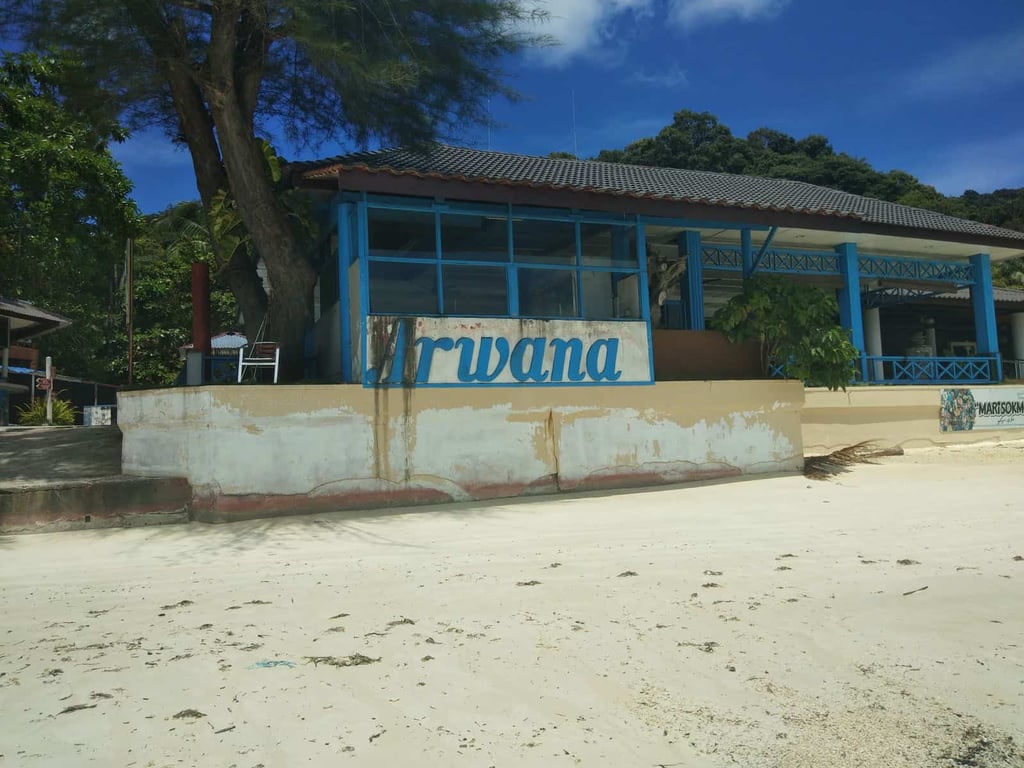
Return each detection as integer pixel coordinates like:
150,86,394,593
357,194,648,323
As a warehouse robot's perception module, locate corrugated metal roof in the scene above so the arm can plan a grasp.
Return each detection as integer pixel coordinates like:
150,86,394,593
0,297,72,340
293,144,1024,246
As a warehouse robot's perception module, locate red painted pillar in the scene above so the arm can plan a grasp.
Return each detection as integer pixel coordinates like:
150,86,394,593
191,262,211,355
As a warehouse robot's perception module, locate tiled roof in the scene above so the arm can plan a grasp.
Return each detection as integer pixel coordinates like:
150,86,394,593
941,287,1024,305
293,144,1024,246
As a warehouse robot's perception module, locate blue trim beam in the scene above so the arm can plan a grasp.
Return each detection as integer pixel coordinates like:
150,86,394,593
337,203,354,383
836,242,867,381
683,231,705,330
970,254,1000,379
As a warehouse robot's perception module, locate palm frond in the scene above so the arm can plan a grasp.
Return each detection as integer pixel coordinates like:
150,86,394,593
804,441,903,480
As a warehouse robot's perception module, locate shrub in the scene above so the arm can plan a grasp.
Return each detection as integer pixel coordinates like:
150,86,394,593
17,394,77,425
711,275,859,391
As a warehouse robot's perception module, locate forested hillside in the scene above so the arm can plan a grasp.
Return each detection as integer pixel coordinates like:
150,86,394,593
593,110,1024,284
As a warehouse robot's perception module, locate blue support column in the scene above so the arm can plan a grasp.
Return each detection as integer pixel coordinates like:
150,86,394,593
741,229,753,278
682,231,704,330
836,242,867,382
970,253,1002,381
637,221,655,383
337,203,353,383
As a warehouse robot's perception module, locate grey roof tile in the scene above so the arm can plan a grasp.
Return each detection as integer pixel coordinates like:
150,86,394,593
293,144,1024,245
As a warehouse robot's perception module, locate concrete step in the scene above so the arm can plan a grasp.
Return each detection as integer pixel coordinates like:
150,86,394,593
0,475,191,534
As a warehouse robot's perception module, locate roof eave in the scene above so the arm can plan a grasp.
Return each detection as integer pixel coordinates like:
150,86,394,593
292,165,1024,254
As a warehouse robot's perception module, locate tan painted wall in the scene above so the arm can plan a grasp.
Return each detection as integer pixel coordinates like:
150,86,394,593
802,385,1024,454
119,380,804,521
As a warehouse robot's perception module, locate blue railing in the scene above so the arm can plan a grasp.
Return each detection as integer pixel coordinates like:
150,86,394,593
700,244,976,285
767,355,1000,385
861,355,999,384
700,245,841,275
857,255,974,285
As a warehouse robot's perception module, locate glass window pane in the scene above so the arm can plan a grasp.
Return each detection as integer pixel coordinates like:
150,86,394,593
369,261,438,315
582,272,641,320
443,265,508,315
441,213,508,262
518,268,578,317
513,219,576,265
367,208,435,259
580,224,637,267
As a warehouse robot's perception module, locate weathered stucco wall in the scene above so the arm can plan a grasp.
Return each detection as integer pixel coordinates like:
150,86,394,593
802,385,1024,453
118,381,804,522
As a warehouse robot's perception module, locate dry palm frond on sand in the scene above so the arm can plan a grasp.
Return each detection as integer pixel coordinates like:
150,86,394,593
804,441,903,480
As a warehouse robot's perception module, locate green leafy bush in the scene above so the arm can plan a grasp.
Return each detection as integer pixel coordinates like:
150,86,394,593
711,275,859,391
17,395,77,425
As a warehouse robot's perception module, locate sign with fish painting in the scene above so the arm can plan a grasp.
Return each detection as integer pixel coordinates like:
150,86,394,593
365,317,652,387
940,387,1024,431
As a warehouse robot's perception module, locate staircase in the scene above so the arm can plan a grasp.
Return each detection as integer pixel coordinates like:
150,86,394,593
0,426,190,534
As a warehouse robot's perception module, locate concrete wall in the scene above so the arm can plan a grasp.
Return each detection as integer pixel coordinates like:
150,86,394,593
653,330,761,381
802,385,1024,454
119,380,804,522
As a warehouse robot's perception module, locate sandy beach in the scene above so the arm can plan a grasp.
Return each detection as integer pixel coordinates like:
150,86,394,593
1,441,1022,767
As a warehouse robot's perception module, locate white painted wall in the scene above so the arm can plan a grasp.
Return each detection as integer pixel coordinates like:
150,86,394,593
119,381,804,521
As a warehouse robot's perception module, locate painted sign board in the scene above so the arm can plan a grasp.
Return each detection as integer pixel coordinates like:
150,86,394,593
939,387,1024,431
365,317,652,387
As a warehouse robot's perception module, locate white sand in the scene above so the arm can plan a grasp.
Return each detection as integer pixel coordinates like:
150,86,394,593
2,441,1023,767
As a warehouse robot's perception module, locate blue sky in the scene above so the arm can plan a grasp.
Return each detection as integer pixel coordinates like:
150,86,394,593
108,0,1024,213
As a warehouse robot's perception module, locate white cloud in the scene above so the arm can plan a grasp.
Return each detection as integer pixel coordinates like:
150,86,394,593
630,63,688,89
669,0,788,28
528,0,655,66
895,28,1024,102
915,131,1024,195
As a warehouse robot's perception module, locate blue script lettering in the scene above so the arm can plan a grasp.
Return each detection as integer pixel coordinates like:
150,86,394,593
406,335,624,385
549,338,586,382
455,337,509,382
585,339,622,382
509,338,549,382
414,336,454,383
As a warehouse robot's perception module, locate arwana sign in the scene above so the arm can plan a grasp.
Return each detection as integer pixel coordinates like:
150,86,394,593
940,387,1024,431
365,317,653,387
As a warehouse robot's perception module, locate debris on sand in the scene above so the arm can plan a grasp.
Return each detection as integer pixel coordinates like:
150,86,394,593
58,703,97,715
172,709,206,719
902,586,929,597
940,723,1024,767
679,641,719,653
305,654,380,668
804,442,903,480
159,600,194,610
617,571,638,577
386,618,415,628
516,580,541,587
897,559,920,566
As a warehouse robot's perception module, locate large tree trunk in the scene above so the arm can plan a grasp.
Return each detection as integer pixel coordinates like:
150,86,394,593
131,4,271,357
203,3,316,381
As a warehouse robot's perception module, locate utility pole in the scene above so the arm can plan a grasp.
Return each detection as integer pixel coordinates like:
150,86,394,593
125,238,134,385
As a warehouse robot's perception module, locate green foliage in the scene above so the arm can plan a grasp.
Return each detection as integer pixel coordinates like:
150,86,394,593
595,108,1024,290
0,50,138,381
4,0,547,379
711,276,859,391
108,203,239,388
17,394,76,426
